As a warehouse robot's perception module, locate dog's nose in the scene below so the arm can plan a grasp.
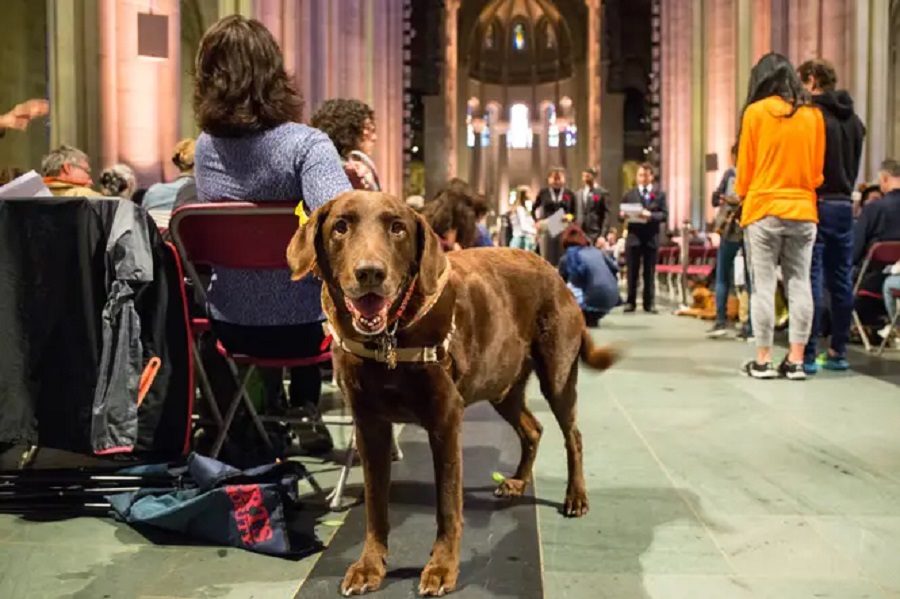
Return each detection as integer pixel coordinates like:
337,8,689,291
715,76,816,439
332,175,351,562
354,261,387,287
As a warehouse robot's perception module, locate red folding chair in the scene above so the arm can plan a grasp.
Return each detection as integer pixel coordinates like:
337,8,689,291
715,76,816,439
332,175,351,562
878,286,900,356
168,202,334,459
655,246,680,301
852,241,900,352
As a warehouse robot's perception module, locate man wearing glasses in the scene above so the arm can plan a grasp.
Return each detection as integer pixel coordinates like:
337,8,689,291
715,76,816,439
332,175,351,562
41,145,96,197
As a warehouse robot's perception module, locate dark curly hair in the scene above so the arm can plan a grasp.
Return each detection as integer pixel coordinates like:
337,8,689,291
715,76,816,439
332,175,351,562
193,15,303,138
561,224,590,249
421,181,486,249
309,99,375,158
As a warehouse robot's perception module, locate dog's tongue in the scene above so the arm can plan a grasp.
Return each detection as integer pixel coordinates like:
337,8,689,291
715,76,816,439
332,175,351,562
351,293,389,318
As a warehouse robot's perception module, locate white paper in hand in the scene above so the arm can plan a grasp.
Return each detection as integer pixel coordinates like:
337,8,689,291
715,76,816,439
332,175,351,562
544,208,568,237
621,203,645,224
0,170,52,198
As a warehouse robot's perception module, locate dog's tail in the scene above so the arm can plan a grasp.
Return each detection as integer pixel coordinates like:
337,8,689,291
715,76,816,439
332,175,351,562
579,330,622,371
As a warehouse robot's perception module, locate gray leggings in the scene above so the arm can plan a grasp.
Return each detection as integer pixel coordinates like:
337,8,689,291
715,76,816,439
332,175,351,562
745,216,817,349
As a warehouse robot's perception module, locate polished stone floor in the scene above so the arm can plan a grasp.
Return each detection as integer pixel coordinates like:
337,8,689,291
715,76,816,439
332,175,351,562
1,311,898,599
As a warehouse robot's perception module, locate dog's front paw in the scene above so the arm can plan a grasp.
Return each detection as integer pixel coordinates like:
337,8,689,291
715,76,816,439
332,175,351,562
563,486,589,517
341,557,386,596
418,556,459,596
493,478,527,498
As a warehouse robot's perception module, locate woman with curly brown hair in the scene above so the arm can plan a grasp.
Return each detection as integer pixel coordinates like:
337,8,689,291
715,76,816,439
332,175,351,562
310,99,380,191
192,15,351,454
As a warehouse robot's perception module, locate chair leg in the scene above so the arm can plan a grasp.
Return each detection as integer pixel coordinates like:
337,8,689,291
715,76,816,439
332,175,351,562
327,426,356,511
192,343,224,430
853,309,873,352
877,307,899,357
210,364,274,459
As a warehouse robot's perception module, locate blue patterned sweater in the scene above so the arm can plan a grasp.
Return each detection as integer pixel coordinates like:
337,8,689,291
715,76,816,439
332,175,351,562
194,122,352,326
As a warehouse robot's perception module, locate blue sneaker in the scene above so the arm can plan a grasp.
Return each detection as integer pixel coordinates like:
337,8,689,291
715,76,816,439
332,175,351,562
803,361,819,375
818,353,850,371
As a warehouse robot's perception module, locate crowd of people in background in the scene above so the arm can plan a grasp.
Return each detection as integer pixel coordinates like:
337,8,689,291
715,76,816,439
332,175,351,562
1,14,899,419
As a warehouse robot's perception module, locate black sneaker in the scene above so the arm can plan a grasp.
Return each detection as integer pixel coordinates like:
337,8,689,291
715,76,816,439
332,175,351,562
623,304,637,313
707,323,729,338
644,306,659,314
741,360,776,379
778,359,807,381
287,404,335,455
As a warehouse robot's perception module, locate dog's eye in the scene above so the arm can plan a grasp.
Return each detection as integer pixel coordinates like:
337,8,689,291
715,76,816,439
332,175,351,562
390,221,406,236
333,219,348,235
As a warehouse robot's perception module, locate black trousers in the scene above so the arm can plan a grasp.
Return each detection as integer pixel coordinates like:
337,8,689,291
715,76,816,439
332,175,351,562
626,243,658,309
210,321,326,409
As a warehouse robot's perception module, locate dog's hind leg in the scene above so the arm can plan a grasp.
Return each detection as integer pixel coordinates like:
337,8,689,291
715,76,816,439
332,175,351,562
492,372,543,499
533,344,588,518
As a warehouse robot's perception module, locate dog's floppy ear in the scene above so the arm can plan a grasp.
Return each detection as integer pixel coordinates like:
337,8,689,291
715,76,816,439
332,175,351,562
415,214,447,295
287,204,330,281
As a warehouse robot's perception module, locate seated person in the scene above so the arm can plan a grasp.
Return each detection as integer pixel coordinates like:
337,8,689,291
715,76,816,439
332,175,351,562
143,138,196,212
853,159,900,324
310,99,381,191
192,15,351,454
421,180,484,250
558,224,621,327
41,145,96,197
98,164,137,200
879,261,900,340
473,201,493,247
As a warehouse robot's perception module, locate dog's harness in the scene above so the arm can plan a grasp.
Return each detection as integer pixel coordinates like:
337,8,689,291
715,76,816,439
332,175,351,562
327,266,455,370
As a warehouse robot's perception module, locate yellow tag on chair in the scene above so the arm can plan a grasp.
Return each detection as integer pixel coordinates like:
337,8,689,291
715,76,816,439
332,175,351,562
295,201,310,226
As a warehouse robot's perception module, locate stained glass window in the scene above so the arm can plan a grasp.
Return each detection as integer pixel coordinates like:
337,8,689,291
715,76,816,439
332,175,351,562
513,24,525,51
546,24,556,48
466,107,475,148
484,24,494,49
565,125,577,147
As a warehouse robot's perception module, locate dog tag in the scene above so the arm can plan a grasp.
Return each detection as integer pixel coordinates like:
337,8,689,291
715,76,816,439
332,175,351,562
379,332,398,370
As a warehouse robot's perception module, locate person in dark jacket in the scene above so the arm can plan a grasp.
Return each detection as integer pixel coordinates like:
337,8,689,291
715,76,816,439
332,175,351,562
573,167,609,244
558,225,621,327
533,168,575,266
619,162,668,313
853,160,900,301
797,59,866,372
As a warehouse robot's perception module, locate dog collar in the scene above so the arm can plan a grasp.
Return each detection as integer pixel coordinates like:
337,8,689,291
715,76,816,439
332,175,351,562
328,313,456,369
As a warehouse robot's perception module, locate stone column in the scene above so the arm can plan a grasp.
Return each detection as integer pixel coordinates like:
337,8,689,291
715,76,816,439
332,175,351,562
691,0,707,227
470,118,484,191
585,0,602,168
99,0,181,185
498,132,510,215
707,0,737,224
531,130,543,192
48,0,102,162
889,3,900,159
1,0,51,171
445,0,461,180
660,0,695,227
736,0,754,113
218,0,253,17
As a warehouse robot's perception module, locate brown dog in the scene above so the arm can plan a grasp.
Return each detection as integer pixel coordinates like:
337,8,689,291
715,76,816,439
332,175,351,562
287,191,618,596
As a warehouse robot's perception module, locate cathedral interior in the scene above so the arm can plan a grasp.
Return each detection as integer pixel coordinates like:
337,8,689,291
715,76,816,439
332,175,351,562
1,1,900,599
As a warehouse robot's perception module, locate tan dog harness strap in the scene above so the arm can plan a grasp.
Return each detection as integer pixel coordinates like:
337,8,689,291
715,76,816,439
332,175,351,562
328,314,456,367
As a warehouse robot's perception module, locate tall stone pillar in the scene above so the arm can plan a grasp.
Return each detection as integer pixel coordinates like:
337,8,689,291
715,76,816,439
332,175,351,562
706,0,737,223
0,0,50,171
531,130,543,192
99,0,181,185
48,0,102,163
660,0,695,227
889,4,900,159
219,0,253,17
691,0,707,226
736,0,754,113
585,0,602,168
445,0,460,180
498,132,510,214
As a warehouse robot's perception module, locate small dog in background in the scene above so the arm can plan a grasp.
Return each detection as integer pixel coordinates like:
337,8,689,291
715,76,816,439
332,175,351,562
676,278,739,321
